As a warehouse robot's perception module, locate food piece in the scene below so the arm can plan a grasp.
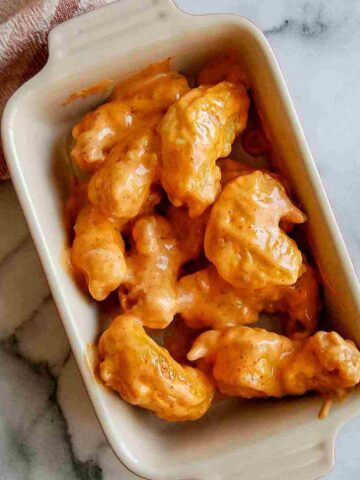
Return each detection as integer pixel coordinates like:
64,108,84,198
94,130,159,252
163,316,201,363
188,327,360,398
197,54,247,87
98,314,214,421
160,81,250,217
66,58,339,424
88,129,160,221
112,58,190,115
71,101,138,171
177,265,261,330
119,215,183,329
72,60,189,171
177,264,320,336
166,206,209,262
205,171,306,289
71,205,126,301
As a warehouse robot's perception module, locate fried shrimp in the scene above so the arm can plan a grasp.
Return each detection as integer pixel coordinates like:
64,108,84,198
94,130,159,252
119,215,183,329
71,205,126,300
159,81,250,217
188,327,360,398
177,264,320,337
72,60,189,171
88,129,160,221
98,314,214,421
71,101,138,171
112,58,190,115
205,171,306,289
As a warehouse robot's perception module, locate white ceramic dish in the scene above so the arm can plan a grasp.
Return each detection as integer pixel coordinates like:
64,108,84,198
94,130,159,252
3,1,360,479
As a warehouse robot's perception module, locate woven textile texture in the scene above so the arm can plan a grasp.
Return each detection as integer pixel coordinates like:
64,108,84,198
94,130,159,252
0,0,107,179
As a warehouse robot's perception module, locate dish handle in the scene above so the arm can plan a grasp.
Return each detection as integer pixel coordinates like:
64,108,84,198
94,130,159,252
48,0,186,62
193,425,335,480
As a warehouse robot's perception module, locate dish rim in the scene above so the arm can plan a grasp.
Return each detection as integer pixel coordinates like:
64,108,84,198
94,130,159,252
2,1,360,479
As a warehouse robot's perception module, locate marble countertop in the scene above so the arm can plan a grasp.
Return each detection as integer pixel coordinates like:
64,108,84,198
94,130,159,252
2,0,360,478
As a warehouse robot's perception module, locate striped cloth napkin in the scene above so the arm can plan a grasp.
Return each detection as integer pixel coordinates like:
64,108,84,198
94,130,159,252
0,0,107,180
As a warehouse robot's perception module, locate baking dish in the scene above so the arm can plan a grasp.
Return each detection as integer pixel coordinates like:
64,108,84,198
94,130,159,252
3,0,360,478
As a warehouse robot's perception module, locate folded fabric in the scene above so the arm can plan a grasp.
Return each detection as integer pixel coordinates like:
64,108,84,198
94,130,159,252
0,0,107,180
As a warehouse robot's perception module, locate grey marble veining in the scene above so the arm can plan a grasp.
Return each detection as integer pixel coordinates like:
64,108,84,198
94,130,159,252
0,182,138,480
1,0,360,478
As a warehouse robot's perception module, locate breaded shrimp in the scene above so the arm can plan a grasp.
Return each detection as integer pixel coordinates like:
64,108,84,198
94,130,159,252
159,81,250,217
71,205,126,300
205,171,306,289
188,327,360,398
98,314,214,421
119,215,183,329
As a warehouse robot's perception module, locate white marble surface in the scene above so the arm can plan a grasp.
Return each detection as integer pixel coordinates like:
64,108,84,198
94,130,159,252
1,0,360,478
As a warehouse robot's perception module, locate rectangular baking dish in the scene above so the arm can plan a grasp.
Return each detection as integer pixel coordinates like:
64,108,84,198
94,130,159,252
3,1,360,479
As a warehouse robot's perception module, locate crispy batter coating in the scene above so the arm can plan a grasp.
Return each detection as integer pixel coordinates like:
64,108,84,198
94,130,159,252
112,59,190,114
177,264,319,336
98,314,214,421
205,171,306,289
220,162,294,237
72,60,189,171
197,54,248,87
67,59,352,422
88,129,160,221
71,101,138,171
188,327,360,398
119,215,183,329
71,205,126,301
219,158,295,233
166,206,209,263
116,185,163,237
178,265,261,330
159,81,250,217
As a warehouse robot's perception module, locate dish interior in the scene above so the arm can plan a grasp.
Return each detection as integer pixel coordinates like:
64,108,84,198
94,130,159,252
7,16,360,476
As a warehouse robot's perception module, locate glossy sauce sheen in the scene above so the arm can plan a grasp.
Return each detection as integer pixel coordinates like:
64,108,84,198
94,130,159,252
159,81,250,217
71,205,126,301
64,58,360,422
88,128,160,221
71,59,189,171
188,327,360,398
205,171,306,289
119,215,183,329
98,315,214,421
177,264,319,337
